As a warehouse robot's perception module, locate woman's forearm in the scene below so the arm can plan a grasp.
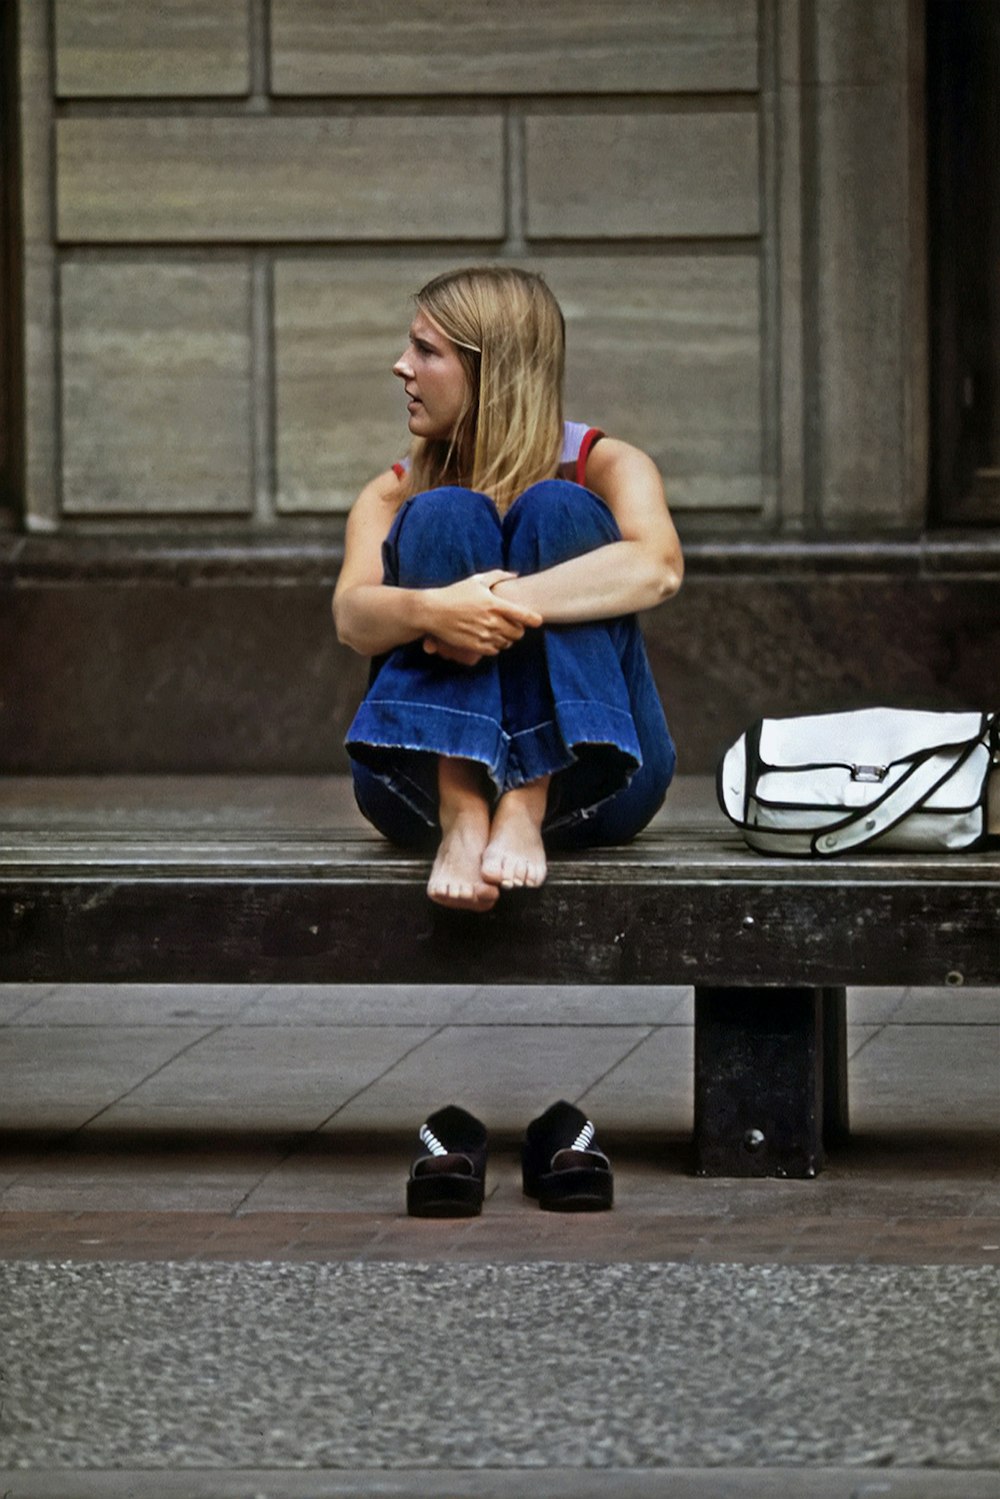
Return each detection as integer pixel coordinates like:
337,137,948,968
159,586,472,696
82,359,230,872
491,540,681,624
333,584,430,657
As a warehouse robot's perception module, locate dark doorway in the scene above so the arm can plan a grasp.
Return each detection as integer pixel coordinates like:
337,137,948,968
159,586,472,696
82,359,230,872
927,0,1000,524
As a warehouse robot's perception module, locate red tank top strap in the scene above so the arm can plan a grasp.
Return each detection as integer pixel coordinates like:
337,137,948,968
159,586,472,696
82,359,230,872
575,427,604,486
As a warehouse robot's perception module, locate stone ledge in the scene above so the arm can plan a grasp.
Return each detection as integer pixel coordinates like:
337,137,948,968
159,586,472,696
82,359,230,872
2,529,999,586
3,533,997,774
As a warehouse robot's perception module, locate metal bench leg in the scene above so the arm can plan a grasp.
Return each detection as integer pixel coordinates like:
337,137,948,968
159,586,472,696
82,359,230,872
693,986,829,1178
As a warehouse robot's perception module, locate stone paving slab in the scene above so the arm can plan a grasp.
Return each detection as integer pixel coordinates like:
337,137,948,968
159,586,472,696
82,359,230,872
3,1468,1000,1498
1,1120,997,1230
1,1261,997,1472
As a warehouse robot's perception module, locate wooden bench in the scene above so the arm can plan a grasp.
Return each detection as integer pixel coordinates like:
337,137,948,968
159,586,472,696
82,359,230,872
2,775,997,1179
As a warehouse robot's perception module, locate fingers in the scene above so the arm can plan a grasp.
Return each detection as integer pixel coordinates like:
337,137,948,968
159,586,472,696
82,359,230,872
474,569,518,589
509,603,544,628
423,636,484,667
424,631,514,662
496,600,543,629
488,593,543,629
427,573,542,657
473,571,543,629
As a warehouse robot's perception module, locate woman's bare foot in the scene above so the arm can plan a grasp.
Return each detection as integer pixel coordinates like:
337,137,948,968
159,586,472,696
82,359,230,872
428,758,499,912
482,779,550,890
428,811,498,911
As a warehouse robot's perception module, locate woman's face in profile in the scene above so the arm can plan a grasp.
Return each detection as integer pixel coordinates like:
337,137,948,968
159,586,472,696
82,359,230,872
393,310,470,440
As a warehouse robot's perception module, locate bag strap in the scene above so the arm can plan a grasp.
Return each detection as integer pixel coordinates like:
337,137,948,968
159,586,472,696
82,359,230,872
811,733,986,855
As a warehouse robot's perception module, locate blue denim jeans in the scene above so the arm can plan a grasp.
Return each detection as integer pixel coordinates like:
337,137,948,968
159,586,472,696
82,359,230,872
346,480,676,849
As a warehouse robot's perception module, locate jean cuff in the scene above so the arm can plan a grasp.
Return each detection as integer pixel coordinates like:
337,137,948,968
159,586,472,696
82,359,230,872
346,697,509,792
542,700,643,832
553,699,643,764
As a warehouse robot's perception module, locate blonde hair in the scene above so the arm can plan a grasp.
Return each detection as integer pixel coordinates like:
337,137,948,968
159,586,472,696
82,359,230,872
405,266,565,515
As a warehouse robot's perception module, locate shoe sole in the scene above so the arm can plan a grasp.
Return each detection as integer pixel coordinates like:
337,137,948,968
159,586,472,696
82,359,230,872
407,1173,484,1218
524,1166,614,1212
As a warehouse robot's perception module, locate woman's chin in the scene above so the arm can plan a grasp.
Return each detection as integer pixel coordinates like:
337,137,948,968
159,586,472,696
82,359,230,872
408,415,447,440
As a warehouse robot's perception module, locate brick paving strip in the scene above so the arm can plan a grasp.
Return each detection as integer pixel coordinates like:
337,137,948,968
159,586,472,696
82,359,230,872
0,1209,997,1265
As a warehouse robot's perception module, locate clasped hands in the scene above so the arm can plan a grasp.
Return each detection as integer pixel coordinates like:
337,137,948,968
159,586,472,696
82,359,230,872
421,570,543,667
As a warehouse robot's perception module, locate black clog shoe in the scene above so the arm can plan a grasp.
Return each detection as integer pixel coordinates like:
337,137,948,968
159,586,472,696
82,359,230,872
522,1099,614,1212
406,1104,488,1218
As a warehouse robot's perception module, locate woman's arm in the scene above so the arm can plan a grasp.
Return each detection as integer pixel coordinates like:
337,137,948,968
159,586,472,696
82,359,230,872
333,470,541,659
492,439,683,623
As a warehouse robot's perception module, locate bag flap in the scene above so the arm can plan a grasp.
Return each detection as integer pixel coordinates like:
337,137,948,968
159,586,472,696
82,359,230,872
756,708,987,770
812,738,987,853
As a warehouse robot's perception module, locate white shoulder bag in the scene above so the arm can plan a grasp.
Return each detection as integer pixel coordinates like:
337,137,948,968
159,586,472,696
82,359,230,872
717,707,998,856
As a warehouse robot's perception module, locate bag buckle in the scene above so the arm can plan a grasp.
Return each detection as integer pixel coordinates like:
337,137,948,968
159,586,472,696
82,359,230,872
851,764,888,783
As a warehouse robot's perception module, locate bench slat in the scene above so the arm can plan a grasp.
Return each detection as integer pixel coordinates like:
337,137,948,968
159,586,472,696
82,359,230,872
2,776,997,986
2,872,996,987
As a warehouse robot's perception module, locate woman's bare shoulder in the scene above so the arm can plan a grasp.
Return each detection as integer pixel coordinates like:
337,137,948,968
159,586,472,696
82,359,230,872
583,436,666,501
345,467,408,531
354,467,408,508
584,435,657,474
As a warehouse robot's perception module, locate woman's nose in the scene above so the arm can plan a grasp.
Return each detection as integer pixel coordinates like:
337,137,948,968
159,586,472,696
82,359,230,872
393,351,412,379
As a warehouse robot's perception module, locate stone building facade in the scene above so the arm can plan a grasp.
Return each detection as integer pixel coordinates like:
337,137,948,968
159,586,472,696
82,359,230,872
1,0,997,772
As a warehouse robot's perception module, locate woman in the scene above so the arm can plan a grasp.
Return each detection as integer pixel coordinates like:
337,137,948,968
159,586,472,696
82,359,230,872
334,266,683,915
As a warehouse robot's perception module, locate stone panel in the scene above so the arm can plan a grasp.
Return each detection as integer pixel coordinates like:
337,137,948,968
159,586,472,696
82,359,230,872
525,112,760,239
547,255,762,513
54,0,250,97
60,261,253,515
18,0,61,529
274,259,444,513
274,255,761,514
56,118,505,243
271,0,759,95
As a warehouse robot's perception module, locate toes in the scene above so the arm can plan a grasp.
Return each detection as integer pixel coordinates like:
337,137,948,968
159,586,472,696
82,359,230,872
485,852,521,888
503,854,546,889
482,847,547,890
428,877,498,912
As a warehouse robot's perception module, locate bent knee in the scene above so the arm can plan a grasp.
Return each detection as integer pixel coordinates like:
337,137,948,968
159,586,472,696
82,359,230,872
397,485,498,536
390,486,503,584
504,479,621,568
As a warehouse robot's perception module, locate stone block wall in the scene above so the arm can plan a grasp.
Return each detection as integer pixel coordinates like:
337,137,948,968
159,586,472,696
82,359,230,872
17,0,927,536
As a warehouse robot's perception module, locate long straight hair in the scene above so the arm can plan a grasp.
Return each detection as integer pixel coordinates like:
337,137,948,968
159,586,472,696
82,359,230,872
405,266,565,514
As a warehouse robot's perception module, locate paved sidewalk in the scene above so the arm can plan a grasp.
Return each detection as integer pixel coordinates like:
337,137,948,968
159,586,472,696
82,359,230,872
0,982,997,1496
0,982,997,1264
